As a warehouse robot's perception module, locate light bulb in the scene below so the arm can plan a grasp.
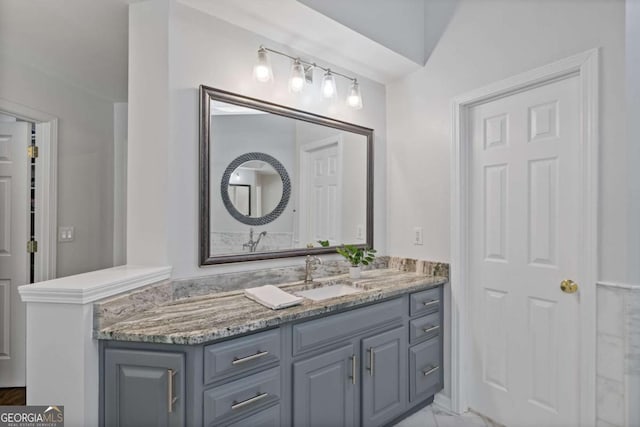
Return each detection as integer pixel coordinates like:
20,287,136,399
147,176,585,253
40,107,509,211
321,69,337,99
289,59,305,93
346,80,363,109
253,47,272,83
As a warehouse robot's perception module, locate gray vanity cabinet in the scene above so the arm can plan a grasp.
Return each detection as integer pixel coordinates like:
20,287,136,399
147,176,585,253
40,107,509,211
361,327,407,427
104,349,185,427
292,343,358,427
100,284,445,427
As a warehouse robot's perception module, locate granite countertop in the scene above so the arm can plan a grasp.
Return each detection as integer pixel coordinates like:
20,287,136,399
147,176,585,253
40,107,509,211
96,269,447,345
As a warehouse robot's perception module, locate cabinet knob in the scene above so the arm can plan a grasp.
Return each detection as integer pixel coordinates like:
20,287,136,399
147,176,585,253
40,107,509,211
422,299,439,307
350,355,357,384
422,365,439,377
232,350,269,365
167,369,177,413
231,392,269,410
367,348,375,377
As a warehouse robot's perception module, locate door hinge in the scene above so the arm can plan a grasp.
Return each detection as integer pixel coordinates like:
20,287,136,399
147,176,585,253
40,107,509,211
27,145,39,159
27,240,38,253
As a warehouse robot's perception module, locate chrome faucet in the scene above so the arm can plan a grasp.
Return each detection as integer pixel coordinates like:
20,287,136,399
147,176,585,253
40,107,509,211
304,255,322,283
243,228,267,252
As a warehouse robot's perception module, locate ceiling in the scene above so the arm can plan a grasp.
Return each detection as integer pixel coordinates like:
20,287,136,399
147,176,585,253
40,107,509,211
180,0,427,84
0,0,131,103
0,0,455,103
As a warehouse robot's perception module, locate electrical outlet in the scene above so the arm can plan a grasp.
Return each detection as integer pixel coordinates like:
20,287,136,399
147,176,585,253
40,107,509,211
58,226,75,243
413,227,423,245
356,224,364,240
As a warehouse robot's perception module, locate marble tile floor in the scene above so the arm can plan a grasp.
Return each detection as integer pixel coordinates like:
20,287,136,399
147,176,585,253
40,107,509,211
395,404,504,427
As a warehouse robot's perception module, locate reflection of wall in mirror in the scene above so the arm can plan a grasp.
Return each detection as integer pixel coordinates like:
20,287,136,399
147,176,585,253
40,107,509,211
210,113,296,253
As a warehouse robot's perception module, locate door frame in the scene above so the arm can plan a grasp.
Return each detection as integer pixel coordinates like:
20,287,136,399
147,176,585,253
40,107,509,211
0,98,58,282
450,49,599,424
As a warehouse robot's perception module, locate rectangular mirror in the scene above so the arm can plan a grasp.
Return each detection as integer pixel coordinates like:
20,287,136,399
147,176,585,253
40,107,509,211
199,86,373,265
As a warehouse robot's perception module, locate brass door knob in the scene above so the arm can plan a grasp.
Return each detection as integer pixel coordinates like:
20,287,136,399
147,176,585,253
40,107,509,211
560,279,579,294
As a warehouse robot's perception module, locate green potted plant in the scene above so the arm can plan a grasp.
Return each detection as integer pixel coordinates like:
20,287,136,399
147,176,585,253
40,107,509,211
336,244,376,279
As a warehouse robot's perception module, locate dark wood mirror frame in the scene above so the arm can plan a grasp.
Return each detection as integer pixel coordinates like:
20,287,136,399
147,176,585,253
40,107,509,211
199,85,374,265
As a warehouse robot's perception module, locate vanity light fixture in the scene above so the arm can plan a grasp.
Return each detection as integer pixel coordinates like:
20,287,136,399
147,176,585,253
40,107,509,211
346,80,363,110
253,46,272,82
253,45,363,108
289,59,306,93
321,69,337,99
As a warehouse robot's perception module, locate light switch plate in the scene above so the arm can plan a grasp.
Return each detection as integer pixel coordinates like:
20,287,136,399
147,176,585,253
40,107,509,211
58,226,75,242
413,227,423,245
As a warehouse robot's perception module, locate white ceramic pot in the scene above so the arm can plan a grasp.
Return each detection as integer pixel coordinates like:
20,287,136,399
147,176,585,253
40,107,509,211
349,266,361,279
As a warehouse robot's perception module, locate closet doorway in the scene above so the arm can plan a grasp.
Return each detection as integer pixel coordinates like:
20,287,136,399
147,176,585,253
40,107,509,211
0,100,57,391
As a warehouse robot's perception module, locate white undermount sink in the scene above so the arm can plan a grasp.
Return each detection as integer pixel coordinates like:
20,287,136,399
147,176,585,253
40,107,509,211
295,283,362,301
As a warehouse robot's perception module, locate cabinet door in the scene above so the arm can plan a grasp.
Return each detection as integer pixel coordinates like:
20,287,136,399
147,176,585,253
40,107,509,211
293,343,357,427
409,337,442,402
361,327,406,427
104,349,184,427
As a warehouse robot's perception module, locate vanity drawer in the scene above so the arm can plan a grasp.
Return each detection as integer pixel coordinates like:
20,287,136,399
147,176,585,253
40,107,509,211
409,337,442,402
221,404,280,427
409,312,441,344
409,287,441,317
203,367,280,426
292,298,404,356
204,329,281,384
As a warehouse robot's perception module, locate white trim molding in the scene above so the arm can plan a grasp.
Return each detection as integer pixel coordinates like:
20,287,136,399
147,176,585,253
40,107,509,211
34,120,58,282
0,98,58,282
18,265,172,304
433,392,453,413
597,281,640,291
450,49,599,424
19,264,171,426
113,102,128,266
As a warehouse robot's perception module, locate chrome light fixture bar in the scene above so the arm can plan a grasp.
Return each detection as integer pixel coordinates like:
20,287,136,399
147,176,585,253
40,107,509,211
254,45,363,109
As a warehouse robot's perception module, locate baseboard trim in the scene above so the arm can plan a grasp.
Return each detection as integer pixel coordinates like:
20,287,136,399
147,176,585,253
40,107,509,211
433,392,454,413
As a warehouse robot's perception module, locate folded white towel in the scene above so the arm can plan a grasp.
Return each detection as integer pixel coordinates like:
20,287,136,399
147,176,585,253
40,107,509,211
244,285,303,310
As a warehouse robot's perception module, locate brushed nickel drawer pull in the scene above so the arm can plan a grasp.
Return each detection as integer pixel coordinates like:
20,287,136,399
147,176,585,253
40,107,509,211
422,325,440,333
367,348,374,377
422,299,440,307
350,355,357,384
167,369,177,413
422,366,440,376
232,350,269,365
231,392,269,410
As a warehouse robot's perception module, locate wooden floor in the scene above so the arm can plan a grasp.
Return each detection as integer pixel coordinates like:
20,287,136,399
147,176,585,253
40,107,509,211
0,387,26,405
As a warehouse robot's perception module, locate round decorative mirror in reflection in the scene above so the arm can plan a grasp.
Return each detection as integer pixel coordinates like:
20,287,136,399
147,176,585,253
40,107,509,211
221,152,291,225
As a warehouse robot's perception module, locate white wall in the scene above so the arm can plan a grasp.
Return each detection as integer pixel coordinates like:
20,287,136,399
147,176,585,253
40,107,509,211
0,53,115,278
386,0,625,397
127,0,170,267
627,0,640,284
128,0,387,278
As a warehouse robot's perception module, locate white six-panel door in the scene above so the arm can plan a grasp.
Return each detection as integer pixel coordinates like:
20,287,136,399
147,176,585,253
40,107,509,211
299,138,343,246
468,75,581,426
0,122,29,387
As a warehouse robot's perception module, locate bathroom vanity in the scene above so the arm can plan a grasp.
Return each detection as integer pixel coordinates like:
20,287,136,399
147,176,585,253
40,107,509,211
97,270,445,427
